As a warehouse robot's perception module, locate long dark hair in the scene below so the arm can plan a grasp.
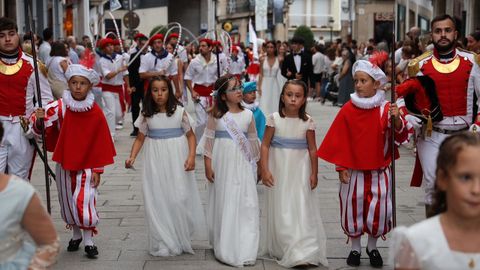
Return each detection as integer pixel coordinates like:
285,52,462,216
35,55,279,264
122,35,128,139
278,80,308,121
264,40,278,56
142,76,180,117
211,74,243,119
432,132,480,215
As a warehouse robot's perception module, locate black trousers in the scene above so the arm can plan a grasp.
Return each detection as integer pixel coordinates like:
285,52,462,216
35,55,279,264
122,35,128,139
131,83,144,130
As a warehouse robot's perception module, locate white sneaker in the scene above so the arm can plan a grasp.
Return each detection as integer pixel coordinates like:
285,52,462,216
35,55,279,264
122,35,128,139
115,125,123,130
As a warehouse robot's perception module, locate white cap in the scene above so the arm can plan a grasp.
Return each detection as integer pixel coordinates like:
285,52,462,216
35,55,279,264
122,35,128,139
65,64,100,86
352,60,387,87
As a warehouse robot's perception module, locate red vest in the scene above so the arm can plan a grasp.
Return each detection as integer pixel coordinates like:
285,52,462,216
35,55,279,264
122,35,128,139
0,57,33,116
420,57,472,117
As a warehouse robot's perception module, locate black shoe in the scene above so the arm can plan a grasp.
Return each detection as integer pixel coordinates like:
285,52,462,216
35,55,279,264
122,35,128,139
346,250,361,267
130,130,138,137
85,245,99,258
366,248,383,268
67,238,82,252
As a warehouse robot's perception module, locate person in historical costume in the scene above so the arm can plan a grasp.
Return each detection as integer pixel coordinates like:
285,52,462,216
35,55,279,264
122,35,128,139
0,17,53,179
30,64,116,259
317,60,412,268
139,34,180,98
241,81,266,140
185,38,227,144
98,37,131,140
397,14,480,217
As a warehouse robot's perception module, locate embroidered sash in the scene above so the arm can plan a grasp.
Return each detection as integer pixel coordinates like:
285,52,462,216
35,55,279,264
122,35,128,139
220,112,257,173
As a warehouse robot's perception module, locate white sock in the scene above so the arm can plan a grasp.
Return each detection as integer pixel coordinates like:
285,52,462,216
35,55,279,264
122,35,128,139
351,236,361,253
72,225,82,240
367,235,378,251
83,230,94,246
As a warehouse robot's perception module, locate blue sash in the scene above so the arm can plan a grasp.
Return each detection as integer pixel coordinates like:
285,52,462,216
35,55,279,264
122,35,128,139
271,136,308,149
148,128,184,139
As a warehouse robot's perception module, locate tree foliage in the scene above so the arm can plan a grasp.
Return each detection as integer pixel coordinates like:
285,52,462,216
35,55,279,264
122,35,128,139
149,25,167,37
293,25,315,49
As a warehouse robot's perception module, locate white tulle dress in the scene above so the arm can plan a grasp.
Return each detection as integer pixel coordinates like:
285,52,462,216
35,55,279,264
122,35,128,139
391,215,480,270
259,112,328,267
199,109,260,267
259,58,282,116
135,107,207,256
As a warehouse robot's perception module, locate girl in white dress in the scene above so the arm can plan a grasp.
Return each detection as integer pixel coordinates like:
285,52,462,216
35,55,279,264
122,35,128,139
200,75,260,267
125,76,206,256
259,80,328,268
391,132,480,270
258,41,282,116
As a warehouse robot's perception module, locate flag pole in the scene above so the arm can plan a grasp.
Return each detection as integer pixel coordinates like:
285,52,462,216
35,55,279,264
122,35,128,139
391,2,397,228
27,0,52,214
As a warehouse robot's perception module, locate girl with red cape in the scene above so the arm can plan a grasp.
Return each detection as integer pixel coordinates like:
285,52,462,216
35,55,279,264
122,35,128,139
30,64,116,259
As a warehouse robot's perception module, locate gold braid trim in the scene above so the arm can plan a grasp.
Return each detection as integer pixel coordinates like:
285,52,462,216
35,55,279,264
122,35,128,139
408,50,432,78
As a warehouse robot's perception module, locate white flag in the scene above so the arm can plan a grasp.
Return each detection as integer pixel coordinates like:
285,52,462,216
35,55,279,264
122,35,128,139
110,0,122,11
249,19,258,60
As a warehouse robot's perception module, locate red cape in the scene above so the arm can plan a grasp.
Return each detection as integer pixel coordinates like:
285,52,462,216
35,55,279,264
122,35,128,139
52,103,116,171
317,101,399,170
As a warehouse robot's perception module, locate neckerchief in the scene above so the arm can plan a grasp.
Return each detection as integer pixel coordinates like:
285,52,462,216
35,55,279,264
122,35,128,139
151,49,168,68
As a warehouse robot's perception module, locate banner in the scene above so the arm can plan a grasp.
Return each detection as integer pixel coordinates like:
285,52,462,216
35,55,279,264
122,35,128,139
255,0,268,31
248,19,258,60
110,0,122,11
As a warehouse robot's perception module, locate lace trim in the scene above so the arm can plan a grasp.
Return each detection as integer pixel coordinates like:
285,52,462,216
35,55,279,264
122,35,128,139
350,90,386,109
62,91,95,112
241,101,259,111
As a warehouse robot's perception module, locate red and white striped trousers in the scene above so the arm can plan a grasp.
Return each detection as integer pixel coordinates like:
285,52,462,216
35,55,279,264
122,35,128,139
339,167,393,238
55,165,99,230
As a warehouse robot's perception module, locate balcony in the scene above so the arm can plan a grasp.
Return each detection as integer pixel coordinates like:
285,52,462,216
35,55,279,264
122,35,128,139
288,13,335,29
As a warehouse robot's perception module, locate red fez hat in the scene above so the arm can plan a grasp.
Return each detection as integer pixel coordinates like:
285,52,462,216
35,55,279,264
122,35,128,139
99,38,114,49
232,46,239,53
167,33,179,40
134,33,147,41
112,39,120,46
149,34,164,45
199,38,213,46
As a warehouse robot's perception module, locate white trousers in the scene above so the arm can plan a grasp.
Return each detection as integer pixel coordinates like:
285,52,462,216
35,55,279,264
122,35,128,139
0,120,34,179
102,91,123,137
194,97,210,143
92,87,104,109
416,131,449,205
56,165,99,230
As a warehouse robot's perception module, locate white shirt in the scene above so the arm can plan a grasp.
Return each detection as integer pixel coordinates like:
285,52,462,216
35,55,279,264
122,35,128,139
47,56,70,83
139,51,177,76
184,54,223,86
312,52,326,74
293,53,301,73
99,54,128,85
38,42,51,64
229,56,245,75
175,44,188,63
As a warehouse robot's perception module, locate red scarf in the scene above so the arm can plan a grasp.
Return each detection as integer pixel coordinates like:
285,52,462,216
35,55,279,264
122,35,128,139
52,103,116,171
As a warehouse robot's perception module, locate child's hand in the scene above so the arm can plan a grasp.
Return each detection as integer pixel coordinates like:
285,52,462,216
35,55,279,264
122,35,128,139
184,155,195,171
125,157,135,169
92,172,101,187
205,166,215,183
390,103,403,130
339,170,350,184
35,108,46,119
310,174,318,190
261,170,274,187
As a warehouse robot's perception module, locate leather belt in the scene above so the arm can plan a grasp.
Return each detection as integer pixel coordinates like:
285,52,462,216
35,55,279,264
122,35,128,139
432,126,468,134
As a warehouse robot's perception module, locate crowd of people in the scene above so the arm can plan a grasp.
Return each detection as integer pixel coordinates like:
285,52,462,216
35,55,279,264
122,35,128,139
0,13,480,270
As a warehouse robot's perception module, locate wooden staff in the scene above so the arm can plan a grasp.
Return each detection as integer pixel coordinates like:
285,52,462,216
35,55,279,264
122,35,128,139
390,4,397,227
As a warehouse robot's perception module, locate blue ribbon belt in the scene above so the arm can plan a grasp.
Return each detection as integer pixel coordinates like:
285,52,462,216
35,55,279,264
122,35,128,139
271,136,308,149
148,128,184,139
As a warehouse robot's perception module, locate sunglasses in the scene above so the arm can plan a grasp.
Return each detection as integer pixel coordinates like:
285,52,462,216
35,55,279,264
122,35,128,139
225,85,243,93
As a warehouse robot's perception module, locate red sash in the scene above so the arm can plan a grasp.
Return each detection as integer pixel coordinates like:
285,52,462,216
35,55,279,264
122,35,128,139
101,83,123,93
193,84,214,97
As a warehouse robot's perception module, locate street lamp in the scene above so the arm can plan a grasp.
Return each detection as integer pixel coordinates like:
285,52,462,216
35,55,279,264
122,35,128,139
328,17,335,42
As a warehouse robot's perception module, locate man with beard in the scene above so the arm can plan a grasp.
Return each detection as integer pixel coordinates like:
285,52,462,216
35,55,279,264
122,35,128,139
403,14,480,217
0,17,53,179
185,38,227,143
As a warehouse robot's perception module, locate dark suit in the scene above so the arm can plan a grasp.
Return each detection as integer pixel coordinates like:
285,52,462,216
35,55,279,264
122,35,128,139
281,50,313,86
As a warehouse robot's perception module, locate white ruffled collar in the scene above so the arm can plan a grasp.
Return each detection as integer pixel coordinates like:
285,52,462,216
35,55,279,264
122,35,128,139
241,100,259,111
350,90,386,109
62,91,95,112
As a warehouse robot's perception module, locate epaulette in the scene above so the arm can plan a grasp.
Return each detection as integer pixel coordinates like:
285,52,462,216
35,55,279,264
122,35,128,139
408,50,432,77
475,53,480,66
37,60,48,77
